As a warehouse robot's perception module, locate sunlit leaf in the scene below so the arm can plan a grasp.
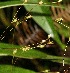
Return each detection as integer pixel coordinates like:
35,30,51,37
24,0,65,50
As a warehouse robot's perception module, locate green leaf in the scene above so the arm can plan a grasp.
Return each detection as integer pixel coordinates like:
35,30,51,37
56,26,70,38
52,59,70,65
0,43,22,49
0,64,60,73
0,43,70,65
24,0,65,50
0,0,65,9
0,0,66,50
0,65,35,73
0,1,23,9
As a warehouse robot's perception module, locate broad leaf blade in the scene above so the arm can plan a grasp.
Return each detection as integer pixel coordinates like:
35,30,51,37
0,43,70,65
24,3,65,50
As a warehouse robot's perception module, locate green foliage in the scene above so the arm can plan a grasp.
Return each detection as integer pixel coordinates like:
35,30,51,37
0,0,70,73
0,0,65,9
0,43,70,65
0,65,35,73
24,1,65,49
0,0,66,49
